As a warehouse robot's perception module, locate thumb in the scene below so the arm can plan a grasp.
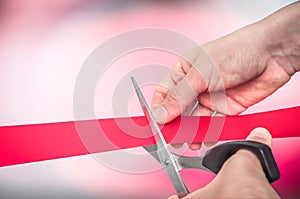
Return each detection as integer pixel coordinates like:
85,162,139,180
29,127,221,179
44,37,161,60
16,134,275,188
246,127,272,148
216,127,273,180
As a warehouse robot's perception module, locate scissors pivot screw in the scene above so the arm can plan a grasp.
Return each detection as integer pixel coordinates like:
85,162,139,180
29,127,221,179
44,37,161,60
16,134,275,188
164,160,170,166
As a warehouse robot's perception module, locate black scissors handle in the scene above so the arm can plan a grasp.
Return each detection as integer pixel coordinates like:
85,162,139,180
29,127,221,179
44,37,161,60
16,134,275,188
202,140,280,183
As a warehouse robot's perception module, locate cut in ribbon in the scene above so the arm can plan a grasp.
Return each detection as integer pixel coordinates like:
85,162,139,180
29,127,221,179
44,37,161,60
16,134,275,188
0,106,299,167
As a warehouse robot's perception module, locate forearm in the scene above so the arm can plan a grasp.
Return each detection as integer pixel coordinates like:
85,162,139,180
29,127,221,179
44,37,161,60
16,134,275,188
261,1,300,75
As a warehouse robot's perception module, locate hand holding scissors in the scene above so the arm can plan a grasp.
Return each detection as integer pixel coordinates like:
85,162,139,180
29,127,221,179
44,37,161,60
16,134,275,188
132,77,280,198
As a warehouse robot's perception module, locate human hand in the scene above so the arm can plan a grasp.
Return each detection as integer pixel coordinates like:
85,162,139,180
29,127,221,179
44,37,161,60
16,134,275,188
151,2,300,149
168,127,280,199
151,1,300,123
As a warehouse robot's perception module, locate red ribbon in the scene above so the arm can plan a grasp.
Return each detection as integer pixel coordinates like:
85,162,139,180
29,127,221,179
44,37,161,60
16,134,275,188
0,106,299,167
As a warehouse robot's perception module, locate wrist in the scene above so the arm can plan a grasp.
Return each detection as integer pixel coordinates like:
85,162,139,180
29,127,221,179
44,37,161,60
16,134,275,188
260,2,300,75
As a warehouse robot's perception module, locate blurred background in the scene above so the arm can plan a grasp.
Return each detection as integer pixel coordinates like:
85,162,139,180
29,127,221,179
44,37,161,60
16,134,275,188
0,0,299,198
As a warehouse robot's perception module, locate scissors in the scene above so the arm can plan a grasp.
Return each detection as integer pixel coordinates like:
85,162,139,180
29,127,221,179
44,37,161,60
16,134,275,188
131,77,280,198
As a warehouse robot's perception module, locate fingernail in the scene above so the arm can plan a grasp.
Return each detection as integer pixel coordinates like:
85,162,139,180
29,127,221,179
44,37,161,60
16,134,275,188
152,105,167,124
248,127,269,140
168,195,179,199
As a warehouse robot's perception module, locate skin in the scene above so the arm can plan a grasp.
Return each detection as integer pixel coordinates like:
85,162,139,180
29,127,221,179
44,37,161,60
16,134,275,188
151,2,300,150
150,2,300,198
151,1,300,122
168,127,280,199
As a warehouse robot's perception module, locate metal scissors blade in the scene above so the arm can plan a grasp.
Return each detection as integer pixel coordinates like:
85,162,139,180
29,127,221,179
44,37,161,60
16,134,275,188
131,77,189,197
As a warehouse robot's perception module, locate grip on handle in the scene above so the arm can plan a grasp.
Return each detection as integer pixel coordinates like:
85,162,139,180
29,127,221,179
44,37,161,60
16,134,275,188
202,140,280,183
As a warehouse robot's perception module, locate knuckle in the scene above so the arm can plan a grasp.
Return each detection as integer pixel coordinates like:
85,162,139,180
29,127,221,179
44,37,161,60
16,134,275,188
166,90,180,106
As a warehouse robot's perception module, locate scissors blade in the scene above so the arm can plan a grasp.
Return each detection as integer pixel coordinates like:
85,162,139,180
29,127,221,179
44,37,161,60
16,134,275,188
131,77,189,197
145,144,212,172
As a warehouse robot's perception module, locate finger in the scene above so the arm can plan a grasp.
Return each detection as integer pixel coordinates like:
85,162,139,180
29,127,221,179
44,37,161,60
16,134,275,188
151,60,191,106
203,142,217,147
187,104,209,150
189,104,214,150
246,127,272,147
222,127,273,178
151,60,192,124
168,195,179,199
203,109,224,151
153,68,208,124
198,63,291,115
170,102,212,150
182,127,276,198
189,143,202,150
229,127,272,168
171,143,184,149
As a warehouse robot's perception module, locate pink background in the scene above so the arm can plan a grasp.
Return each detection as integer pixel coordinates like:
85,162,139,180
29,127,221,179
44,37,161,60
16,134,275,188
0,0,299,198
